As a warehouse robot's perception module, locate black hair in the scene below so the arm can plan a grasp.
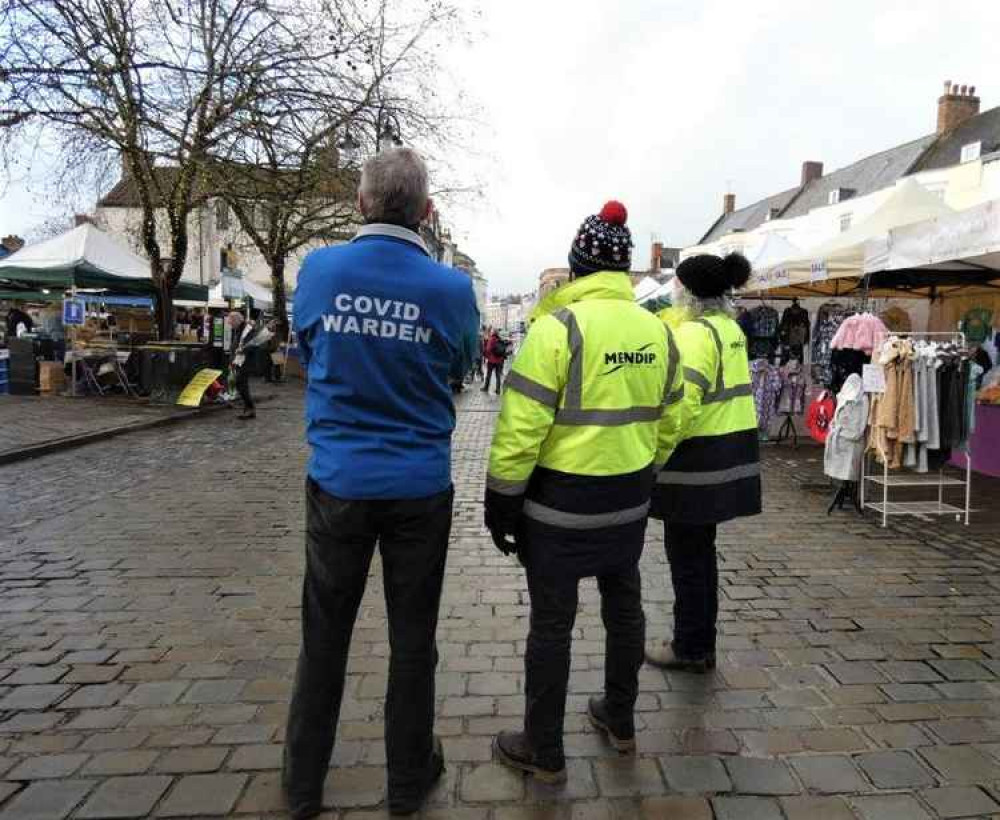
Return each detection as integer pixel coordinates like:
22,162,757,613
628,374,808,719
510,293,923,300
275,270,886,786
721,253,752,290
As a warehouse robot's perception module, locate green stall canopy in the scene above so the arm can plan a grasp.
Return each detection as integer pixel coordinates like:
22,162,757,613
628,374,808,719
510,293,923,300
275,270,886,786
0,223,208,302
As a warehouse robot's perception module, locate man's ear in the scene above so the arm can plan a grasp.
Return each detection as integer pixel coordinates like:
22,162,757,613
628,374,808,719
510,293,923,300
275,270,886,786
423,198,434,223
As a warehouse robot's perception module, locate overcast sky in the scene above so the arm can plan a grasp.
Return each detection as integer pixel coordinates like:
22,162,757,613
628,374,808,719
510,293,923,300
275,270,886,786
2,0,999,297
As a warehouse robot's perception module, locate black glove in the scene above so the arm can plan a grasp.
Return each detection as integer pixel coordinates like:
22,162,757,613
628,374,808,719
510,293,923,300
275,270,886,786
484,488,524,556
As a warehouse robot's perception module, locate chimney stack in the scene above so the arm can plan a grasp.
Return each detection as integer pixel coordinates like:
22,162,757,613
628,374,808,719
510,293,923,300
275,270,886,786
801,161,824,187
937,80,980,135
650,241,663,272
723,193,736,215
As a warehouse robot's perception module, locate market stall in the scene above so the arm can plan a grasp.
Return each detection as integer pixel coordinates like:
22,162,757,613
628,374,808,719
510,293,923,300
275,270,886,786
0,224,210,400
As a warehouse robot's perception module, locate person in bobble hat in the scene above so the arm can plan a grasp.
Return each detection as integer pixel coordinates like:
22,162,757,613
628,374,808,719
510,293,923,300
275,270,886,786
483,201,687,782
646,252,762,673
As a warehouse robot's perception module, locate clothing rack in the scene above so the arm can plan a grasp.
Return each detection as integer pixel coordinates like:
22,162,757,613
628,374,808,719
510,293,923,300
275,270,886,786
860,331,972,528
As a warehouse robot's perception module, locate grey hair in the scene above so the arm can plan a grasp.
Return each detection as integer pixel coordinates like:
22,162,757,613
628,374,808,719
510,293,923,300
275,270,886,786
359,147,430,227
673,282,737,318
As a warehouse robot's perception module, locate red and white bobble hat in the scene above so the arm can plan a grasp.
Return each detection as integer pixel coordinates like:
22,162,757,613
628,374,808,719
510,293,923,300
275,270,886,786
568,200,634,274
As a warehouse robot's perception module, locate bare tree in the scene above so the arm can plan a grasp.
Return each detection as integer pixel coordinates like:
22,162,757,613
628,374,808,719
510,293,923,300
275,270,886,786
209,0,472,338
1,0,388,337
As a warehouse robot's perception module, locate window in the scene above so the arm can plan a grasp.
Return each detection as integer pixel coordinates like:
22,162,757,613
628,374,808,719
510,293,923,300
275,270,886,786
215,200,230,230
839,213,852,233
828,188,856,206
960,141,982,163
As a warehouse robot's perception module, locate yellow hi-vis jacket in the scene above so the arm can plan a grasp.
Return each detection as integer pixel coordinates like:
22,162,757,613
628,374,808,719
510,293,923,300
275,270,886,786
653,309,762,524
487,272,687,530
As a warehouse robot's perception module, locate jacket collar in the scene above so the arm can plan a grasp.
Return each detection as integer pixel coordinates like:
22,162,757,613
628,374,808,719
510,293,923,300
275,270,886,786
352,223,429,256
530,272,634,321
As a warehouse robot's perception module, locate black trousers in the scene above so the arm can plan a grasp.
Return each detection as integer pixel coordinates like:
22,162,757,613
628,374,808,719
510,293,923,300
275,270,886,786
665,522,718,659
483,362,503,393
233,366,254,410
283,479,453,807
521,519,646,763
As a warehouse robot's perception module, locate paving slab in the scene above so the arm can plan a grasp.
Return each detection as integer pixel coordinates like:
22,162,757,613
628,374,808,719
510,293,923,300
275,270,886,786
1,383,999,817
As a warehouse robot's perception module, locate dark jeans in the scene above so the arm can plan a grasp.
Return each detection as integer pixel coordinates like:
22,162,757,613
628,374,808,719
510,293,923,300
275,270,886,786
234,366,254,410
521,520,646,762
665,522,718,659
283,479,453,807
484,362,503,393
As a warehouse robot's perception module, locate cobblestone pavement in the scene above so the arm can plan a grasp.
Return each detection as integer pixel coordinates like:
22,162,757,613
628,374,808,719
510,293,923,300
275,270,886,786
1,382,998,819
0,396,192,460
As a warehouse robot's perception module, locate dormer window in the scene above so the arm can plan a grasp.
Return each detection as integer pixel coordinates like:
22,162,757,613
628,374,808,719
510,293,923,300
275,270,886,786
960,141,982,163
828,188,856,206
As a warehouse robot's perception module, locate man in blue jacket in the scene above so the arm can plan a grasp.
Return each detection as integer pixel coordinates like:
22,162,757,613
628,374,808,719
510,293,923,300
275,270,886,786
284,147,479,818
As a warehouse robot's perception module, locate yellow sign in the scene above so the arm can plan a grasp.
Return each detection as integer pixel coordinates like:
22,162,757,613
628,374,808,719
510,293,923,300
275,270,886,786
177,368,223,407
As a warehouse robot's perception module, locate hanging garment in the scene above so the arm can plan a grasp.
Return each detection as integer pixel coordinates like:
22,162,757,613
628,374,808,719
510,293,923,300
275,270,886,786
778,303,810,362
824,374,870,482
811,302,850,387
750,358,782,432
870,338,916,468
831,312,889,355
777,361,807,415
960,307,993,344
806,391,836,443
829,348,870,396
746,305,780,361
879,306,912,334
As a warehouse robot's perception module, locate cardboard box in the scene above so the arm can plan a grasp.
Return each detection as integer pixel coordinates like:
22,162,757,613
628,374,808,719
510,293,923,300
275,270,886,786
38,361,66,394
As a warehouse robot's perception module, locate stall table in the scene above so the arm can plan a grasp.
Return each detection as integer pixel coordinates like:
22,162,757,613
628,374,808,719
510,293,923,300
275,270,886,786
950,403,1000,478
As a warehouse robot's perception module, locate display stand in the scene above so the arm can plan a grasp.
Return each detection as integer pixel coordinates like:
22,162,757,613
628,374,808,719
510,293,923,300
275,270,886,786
775,413,798,447
860,332,972,528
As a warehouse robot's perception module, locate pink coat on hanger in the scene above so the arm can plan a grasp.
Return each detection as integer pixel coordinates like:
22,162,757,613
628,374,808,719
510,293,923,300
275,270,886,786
831,313,889,355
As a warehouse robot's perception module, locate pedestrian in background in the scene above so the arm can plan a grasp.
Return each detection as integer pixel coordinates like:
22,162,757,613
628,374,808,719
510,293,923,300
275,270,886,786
481,328,508,394
646,253,762,673
285,147,479,819
471,329,486,382
227,310,258,420
484,201,687,782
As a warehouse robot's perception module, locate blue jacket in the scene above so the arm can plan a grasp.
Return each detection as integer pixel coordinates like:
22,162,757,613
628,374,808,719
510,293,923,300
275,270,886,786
295,224,480,500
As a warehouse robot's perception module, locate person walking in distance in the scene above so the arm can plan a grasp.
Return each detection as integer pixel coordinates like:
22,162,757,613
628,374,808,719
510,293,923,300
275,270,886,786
646,253,762,673
228,309,259,420
284,147,479,818
481,328,508,394
484,201,687,782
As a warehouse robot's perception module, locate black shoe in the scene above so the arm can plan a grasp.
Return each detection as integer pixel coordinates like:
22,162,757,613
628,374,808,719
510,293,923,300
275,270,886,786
587,696,636,754
282,778,322,820
494,731,566,784
281,753,322,820
645,641,714,673
480,387,488,393
388,735,445,816
237,410,256,420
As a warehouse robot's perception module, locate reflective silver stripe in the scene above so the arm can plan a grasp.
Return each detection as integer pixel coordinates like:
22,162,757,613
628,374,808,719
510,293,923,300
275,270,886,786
555,406,662,426
663,387,684,407
694,318,726,393
702,383,752,404
657,462,761,486
692,317,751,405
505,370,559,409
684,367,712,393
523,499,651,529
663,326,680,404
553,308,583,409
486,474,529,496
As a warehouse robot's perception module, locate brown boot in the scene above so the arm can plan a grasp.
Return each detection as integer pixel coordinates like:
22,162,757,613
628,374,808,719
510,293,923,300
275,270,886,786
645,641,715,673
587,696,636,754
494,731,566,784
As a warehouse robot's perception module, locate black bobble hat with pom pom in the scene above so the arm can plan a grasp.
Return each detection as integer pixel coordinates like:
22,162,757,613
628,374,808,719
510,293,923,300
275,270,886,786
675,253,752,299
568,200,634,275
